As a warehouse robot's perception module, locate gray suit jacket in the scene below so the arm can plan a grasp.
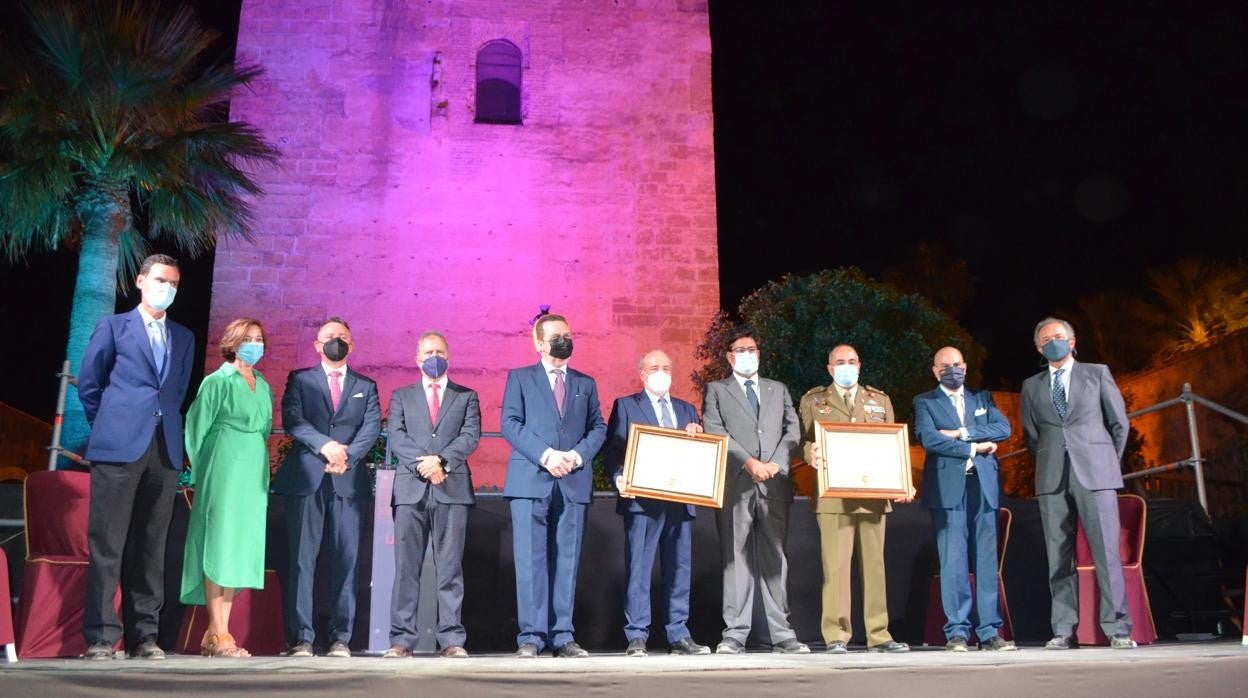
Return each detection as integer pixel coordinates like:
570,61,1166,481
1021,361,1128,495
702,375,801,501
388,379,481,505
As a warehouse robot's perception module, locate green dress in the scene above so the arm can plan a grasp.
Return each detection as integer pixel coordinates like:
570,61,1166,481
180,362,273,605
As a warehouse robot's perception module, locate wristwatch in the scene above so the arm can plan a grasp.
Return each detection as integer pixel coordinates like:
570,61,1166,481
438,455,449,473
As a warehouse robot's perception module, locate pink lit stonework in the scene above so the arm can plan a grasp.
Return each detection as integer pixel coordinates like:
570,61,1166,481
211,0,720,486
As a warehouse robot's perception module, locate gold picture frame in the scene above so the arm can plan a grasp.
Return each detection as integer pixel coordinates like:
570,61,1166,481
619,423,729,508
815,421,913,499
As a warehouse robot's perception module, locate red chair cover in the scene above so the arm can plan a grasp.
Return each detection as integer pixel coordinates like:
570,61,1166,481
15,470,122,658
176,570,286,656
0,547,15,649
1074,493,1157,646
924,507,1014,645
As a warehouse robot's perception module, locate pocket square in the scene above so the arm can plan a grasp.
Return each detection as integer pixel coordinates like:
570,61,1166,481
974,407,987,416
352,392,364,398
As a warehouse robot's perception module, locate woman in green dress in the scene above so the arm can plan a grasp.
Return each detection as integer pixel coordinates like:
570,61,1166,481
182,318,273,657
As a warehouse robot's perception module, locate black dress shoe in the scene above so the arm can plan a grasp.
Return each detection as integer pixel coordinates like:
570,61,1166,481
626,638,647,657
286,641,314,657
130,638,165,659
669,637,711,655
515,643,539,658
945,636,968,652
867,640,910,653
825,641,848,655
980,636,1017,651
554,641,589,658
1045,635,1076,650
85,642,116,660
715,637,744,655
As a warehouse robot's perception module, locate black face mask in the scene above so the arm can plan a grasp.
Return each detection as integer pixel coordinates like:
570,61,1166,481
547,335,573,360
322,338,350,362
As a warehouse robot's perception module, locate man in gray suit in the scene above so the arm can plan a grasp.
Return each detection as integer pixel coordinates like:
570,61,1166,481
383,331,481,658
1021,317,1136,650
702,332,808,654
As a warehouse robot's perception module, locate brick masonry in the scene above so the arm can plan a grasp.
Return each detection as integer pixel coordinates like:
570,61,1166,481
211,0,720,487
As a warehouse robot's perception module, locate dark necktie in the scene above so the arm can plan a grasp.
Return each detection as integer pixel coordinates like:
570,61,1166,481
552,368,566,417
658,397,674,428
1052,368,1068,420
744,379,760,418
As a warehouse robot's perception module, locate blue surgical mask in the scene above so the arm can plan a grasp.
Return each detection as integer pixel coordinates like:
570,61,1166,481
237,342,264,366
421,355,449,379
832,364,859,389
732,351,759,377
939,366,966,390
1041,338,1071,362
147,280,177,312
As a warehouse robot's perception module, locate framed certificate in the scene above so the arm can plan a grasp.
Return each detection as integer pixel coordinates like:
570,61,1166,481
815,421,913,499
619,424,729,508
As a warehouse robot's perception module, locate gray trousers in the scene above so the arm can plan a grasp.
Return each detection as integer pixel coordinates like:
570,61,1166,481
1038,455,1132,639
715,487,796,645
390,491,470,649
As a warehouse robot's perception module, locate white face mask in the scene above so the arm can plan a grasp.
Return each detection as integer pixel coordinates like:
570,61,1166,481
733,351,759,377
645,371,672,395
146,280,177,312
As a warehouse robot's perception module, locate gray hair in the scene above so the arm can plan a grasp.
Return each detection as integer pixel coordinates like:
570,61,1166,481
1033,317,1076,344
638,349,669,371
418,330,449,349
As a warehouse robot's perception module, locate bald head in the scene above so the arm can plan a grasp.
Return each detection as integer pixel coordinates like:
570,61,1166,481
932,346,968,388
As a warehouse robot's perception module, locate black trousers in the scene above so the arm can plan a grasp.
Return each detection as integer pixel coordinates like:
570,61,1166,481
83,430,180,648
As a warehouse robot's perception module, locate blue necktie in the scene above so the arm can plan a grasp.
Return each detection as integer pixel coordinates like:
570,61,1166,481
149,321,168,381
658,397,674,428
744,379,760,418
1052,368,1068,420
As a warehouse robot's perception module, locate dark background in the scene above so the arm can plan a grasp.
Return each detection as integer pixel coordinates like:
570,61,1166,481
4,1,1248,419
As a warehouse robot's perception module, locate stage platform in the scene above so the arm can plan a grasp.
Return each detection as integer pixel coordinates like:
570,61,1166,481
2,641,1244,697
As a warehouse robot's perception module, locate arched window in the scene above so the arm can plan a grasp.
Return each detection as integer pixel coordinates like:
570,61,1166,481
475,40,522,125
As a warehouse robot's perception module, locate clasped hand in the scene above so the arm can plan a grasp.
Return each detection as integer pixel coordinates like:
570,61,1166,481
416,455,447,485
320,441,349,475
745,457,781,483
543,451,578,478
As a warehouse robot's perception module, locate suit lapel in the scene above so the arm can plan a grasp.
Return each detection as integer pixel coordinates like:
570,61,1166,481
435,381,460,430
934,390,961,427
530,362,561,419
759,379,781,420
312,367,334,413
1066,362,1090,418
722,377,756,422
634,392,660,426
126,310,160,380
1033,371,1060,422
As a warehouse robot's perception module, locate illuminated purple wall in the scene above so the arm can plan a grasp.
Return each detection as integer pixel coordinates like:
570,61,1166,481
211,0,720,485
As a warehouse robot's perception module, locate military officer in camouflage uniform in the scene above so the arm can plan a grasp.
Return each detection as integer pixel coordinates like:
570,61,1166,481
799,344,911,654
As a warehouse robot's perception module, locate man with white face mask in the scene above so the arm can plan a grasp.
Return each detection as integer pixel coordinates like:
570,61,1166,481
78,254,194,660
800,344,911,653
702,333,807,655
605,350,710,657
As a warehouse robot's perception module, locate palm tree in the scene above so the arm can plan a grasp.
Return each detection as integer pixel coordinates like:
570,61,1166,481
0,0,279,458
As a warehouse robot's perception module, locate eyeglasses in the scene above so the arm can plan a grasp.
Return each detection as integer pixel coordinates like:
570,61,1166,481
730,347,758,354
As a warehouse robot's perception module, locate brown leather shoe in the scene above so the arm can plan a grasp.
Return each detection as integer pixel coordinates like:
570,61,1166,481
382,645,411,658
440,645,469,658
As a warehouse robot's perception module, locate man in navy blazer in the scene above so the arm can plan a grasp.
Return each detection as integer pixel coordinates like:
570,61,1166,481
275,317,382,657
605,349,711,657
79,254,194,660
383,331,480,659
501,313,606,658
914,346,1015,652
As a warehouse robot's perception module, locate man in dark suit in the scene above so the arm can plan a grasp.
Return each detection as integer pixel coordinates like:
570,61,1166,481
79,254,194,660
702,332,808,655
1021,317,1136,650
501,313,606,658
914,346,1015,652
275,317,382,657
605,349,711,657
383,331,480,659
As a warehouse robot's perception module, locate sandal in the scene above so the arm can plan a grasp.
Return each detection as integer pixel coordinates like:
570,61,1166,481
202,631,251,658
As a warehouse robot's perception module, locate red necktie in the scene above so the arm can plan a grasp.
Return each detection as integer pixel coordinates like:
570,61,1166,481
428,381,441,425
329,370,342,411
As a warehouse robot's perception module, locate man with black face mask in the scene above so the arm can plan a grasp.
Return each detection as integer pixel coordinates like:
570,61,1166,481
276,317,382,658
501,312,606,658
914,346,1014,652
1021,317,1136,650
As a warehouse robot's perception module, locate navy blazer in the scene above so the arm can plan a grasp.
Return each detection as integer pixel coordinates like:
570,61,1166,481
388,379,481,506
604,390,700,517
78,308,194,467
914,386,1011,510
275,365,383,500
501,362,607,504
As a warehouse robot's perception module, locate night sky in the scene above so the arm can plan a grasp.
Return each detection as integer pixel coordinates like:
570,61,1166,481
4,1,1247,420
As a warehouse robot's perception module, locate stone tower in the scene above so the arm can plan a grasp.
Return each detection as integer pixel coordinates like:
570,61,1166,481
212,0,719,485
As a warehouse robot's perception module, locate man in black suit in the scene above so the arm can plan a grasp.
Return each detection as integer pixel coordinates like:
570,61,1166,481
1021,317,1135,650
383,331,481,658
275,317,382,657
